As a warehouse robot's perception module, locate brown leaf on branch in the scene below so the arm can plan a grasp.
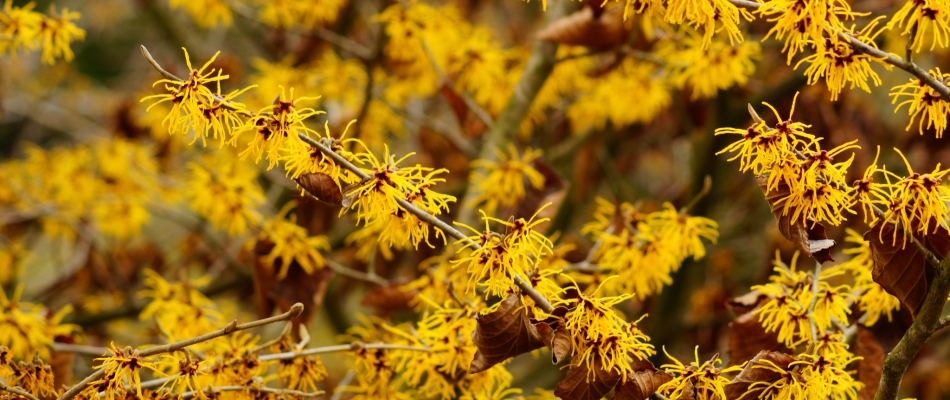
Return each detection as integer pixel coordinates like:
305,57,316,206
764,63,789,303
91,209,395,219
726,311,793,367
536,5,629,50
295,172,343,206
852,327,884,400
532,306,571,364
554,357,624,400
724,350,796,399
865,222,950,316
725,289,766,316
470,293,547,373
611,369,673,400
755,175,835,263
361,278,418,318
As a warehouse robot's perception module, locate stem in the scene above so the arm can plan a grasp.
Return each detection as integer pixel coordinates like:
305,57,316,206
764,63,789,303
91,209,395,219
807,261,822,343
874,256,950,400
0,380,40,400
259,342,430,361
325,258,388,286
52,343,107,356
58,304,304,400
179,385,323,399
296,133,556,313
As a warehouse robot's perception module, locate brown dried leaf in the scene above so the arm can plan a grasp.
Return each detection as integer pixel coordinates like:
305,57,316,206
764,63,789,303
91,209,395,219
534,313,572,364
470,293,547,373
755,175,835,263
554,357,623,400
727,312,793,367
725,289,767,316
865,222,950,316
724,350,796,399
295,173,343,206
853,327,884,400
611,369,673,400
536,5,629,50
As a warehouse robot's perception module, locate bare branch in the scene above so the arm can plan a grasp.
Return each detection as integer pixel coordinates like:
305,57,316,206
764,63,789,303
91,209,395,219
58,304,304,400
179,384,323,399
326,258,388,286
0,379,40,400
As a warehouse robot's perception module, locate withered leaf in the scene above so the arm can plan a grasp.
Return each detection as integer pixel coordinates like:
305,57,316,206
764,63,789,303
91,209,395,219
727,312,793,367
536,5,629,50
611,369,672,400
470,293,547,373
756,175,835,263
865,222,950,316
295,172,343,206
853,327,884,400
533,311,572,364
725,289,767,316
554,357,623,400
724,350,796,400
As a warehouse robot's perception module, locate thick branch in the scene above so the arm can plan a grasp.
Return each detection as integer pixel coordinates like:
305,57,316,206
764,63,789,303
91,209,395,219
58,304,304,400
875,256,950,400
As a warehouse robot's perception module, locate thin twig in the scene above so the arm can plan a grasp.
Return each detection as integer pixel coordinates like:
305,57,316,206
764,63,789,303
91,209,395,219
52,342,107,356
58,304,304,400
807,261,822,343
421,39,495,127
325,258,388,286
329,370,356,400
0,379,40,400
936,314,950,332
259,341,430,362
179,384,323,399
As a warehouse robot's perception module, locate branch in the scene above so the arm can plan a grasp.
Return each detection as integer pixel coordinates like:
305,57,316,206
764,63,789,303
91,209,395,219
58,304,304,400
456,0,576,225
727,0,950,101
179,384,323,399
875,256,950,400
0,380,40,400
52,342,107,356
937,315,950,332
295,134,555,313
258,341,430,362
325,258,388,286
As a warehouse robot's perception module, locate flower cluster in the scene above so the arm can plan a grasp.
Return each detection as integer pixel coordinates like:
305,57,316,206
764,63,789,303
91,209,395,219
0,286,77,360
577,197,718,299
888,0,950,53
752,252,852,347
254,202,331,279
660,348,742,400
891,68,950,138
796,19,890,101
470,145,546,217
0,1,85,64
558,282,655,377
455,206,554,298
717,94,859,226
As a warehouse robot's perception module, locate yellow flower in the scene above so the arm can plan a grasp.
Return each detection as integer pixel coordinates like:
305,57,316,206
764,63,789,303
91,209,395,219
0,1,43,57
235,86,323,169
659,32,761,99
36,6,85,64
865,149,950,246
282,120,360,185
185,153,266,236
256,0,348,28
758,0,854,63
90,343,161,399
839,230,900,326
470,145,545,216
659,347,742,400
796,19,889,101
169,0,232,28
138,269,222,344
567,60,671,132
664,0,752,47
257,202,331,279
888,0,950,53
157,353,214,397
891,67,950,138
0,285,78,360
